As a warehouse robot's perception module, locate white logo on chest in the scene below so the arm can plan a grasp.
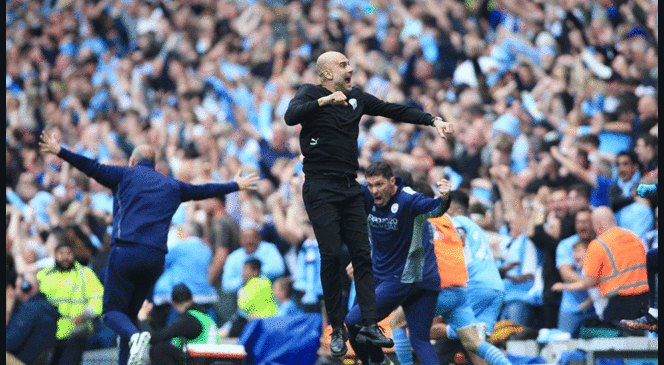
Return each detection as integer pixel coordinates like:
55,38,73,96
391,203,399,214
349,98,357,110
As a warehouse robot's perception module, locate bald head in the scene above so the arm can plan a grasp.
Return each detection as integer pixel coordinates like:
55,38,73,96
130,145,156,167
316,52,343,78
591,206,616,235
316,51,353,93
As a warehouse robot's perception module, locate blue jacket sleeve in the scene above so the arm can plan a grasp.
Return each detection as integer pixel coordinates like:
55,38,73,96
6,306,34,352
178,181,239,202
408,189,450,217
58,148,126,189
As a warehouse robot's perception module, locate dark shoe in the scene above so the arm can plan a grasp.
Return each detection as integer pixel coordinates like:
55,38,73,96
620,313,658,332
330,326,348,357
356,324,394,348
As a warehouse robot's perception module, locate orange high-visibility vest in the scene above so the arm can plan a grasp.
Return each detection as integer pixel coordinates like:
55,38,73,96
429,215,469,288
583,227,648,297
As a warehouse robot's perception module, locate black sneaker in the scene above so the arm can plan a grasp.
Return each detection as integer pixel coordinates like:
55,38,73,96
330,326,348,357
620,313,658,332
356,324,394,348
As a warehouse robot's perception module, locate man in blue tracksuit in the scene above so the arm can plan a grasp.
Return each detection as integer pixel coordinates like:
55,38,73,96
345,161,451,365
39,131,259,365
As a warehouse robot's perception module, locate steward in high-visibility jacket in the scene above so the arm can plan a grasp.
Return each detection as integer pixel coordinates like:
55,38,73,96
552,207,650,324
36,244,104,341
584,226,649,322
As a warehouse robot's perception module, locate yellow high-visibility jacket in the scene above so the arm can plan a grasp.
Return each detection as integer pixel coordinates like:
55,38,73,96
37,262,104,340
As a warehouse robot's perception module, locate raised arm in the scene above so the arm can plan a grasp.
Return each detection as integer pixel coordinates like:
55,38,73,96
409,179,452,216
40,131,126,189
491,164,527,235
550,146,598,188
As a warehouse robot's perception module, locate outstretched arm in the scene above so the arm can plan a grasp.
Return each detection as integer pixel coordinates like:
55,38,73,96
179,170,259,202
39,131,126,189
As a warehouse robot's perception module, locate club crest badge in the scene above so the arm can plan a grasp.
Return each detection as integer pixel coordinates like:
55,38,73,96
349,98,357,110
391,203,399,214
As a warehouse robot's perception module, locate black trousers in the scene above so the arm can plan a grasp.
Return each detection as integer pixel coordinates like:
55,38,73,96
302,174,378,328
603,292,648,322
150,341,185,365
51,337,87,365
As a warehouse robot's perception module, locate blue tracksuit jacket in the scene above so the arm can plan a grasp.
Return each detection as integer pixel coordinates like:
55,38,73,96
57,148,239,253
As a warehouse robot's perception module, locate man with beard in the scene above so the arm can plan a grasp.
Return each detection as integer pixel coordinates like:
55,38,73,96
37,241,104,365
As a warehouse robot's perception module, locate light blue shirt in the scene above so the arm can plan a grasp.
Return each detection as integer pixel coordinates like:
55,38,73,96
560,266,593,314
91,191,113,214
293,239,323,305
277,300,302,317
452,216,504,293
499,234,538,304
556,234,580,270
222,241,285,293
615,202,654,241
152,237,219,306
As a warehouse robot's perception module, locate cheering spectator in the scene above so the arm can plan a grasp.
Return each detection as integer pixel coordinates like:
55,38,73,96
221,221,285,294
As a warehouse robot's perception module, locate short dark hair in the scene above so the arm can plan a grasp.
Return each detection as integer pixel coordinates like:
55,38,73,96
574,207,592,219
617,150,639,165
366,160,393,179
411,180,435,198
244,258,262,273
569,183,591,200
449,190,470,214
577,134,600,148
639,134,658,148
393,169,413,187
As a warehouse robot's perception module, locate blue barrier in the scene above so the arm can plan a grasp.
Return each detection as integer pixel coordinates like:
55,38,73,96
238,313,323,365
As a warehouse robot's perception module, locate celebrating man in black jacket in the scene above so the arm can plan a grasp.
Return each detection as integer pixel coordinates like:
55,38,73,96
284,51,454,358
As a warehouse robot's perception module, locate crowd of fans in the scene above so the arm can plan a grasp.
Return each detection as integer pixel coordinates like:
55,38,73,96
6,0,658,361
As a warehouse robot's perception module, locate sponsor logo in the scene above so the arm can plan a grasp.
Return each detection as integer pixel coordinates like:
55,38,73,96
368,215,399,230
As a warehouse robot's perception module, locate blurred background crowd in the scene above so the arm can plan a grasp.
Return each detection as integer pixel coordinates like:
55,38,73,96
6,0,658,360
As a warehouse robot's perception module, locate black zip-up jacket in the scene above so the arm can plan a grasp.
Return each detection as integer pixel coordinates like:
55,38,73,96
284,84,436,175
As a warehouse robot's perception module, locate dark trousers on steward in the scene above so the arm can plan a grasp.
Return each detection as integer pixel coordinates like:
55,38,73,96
302,173,378,328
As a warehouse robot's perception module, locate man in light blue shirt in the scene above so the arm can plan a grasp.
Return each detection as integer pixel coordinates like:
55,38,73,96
152,222,220,324
222,222,285,294
609,152,654,239
448,191,505,337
